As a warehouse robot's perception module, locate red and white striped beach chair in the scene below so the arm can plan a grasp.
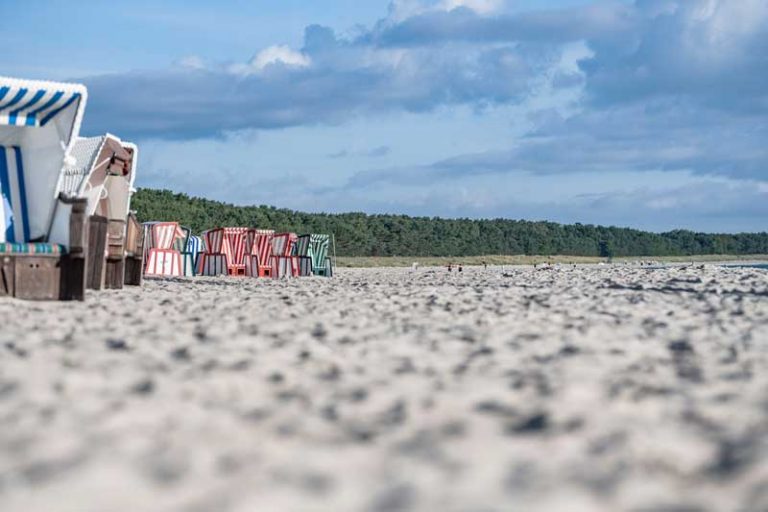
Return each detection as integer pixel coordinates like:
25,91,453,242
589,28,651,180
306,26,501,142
244,229,274,277
198,227,250,276
271,232,298,278
143,222,184,277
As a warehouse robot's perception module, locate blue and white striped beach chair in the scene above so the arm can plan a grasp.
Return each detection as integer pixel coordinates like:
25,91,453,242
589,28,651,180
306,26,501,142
0,76,90,300
181,231,202,277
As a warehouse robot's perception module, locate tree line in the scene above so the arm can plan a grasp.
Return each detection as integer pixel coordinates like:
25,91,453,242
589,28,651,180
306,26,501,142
132,189,768,257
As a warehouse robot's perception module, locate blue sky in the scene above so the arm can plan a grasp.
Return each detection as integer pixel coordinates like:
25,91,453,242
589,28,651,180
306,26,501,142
2,0,766,232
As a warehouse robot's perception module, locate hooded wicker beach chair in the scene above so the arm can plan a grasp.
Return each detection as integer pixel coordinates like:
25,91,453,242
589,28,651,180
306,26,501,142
244,228,274,277
271,232,298,278
0,76,89,300
198,227,249,276
296,234,333,277
143,221,184,277
178,228,202,277
61,134,140,289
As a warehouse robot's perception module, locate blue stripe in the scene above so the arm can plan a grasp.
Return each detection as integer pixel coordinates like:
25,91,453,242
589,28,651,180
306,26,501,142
0,88,28,112
25,91,64,126
40,92,80,126
13,147,29,242
0,147,13,242
0,87,9,102
9,89,45,125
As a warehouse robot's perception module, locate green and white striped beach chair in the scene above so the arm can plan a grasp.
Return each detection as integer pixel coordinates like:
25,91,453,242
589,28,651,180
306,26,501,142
296,234,333,277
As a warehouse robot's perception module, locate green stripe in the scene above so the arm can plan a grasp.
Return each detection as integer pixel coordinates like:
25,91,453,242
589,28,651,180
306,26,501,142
0,242,65,255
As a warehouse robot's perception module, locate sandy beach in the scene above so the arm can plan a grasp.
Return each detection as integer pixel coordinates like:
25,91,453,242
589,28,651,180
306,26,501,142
1,265,767,512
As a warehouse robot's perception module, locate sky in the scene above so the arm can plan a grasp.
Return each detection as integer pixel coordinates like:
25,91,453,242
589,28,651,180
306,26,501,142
2,0,766,233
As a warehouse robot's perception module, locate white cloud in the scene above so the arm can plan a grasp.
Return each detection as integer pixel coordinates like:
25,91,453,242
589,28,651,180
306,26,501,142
440,0,503,14
229,45,311,75
176,55,205,70
387,0,503,22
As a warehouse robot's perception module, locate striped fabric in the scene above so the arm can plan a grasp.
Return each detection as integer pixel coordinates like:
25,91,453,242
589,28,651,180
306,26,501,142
198,253,228,276
147,222,184,250
145,249,182,277
298,256,312,277
272,233,297,257
245,228,274,277
181,253,195,277
142,222,185,277
244,255,260,277
310,234,330,269
271,256,298,279
185,235,202,257
0,242,65,255
174,226,191,253
203,227,249,274
180,235,203,277
295,235,311,257
0,146,29,243
0,81,83,128
296,234,331,276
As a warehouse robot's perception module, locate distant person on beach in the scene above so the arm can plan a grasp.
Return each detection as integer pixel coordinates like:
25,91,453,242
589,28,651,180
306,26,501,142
448,263,453,272
482,261,487,269
458,265,463,272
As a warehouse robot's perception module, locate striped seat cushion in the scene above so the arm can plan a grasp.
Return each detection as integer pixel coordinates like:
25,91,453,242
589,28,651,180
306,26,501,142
0,242,66,255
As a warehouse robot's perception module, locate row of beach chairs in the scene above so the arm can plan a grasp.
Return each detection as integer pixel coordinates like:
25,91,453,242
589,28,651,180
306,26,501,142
1,76,144,300
141,223,334,279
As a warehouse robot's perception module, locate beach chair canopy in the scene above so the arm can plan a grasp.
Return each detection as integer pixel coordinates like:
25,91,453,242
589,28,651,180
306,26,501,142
143,221,185,250
60,134,137,220
0,76,87,244
203,227,249,267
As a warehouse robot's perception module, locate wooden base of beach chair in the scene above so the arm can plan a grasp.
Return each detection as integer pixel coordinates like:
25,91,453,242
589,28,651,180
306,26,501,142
0,254,86,301
0,196,87,301
123,213,144,287
87,215,108,290
104,258,125,289
124,255,143,286
60,254,87,301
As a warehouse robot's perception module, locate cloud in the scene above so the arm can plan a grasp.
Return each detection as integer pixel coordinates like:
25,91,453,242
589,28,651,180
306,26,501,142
328,146,391,159
579,0,768,111
81,26,555,139
78,0,768,235
346,98,768,188
81,0,768,141
441,0,503,14
230,45,311,75
366,1,632,46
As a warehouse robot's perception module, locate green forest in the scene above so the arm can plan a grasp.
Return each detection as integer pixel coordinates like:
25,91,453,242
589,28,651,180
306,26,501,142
133,189,768,258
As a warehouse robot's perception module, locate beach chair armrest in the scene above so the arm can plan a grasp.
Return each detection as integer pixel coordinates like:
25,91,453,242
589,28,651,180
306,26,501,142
58,194,88,256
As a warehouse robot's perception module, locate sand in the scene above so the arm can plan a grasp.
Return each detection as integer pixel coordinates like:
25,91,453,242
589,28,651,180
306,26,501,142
1,265,767,512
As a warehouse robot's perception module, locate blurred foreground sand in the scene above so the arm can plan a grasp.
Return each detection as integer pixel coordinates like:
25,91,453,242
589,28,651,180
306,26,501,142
1,266,767,512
